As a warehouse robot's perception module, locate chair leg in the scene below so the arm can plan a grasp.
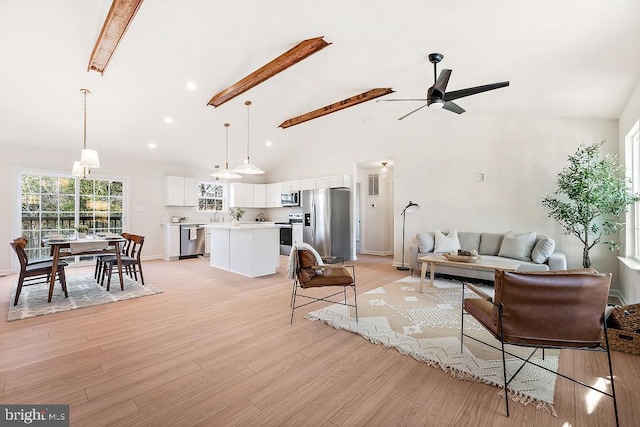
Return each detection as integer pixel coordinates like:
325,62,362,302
94,258,100,279
603,323,620,426
501,341,510,417
290,284,299,324
106,262,113,291
59,267,68,297
353,284,358,323
137,262,145,285
13,273,25,306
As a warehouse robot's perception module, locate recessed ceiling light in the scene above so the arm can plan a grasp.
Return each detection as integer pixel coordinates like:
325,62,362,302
148,143,156,149
265,140,272,147
164,117,173,124
186,81,196,91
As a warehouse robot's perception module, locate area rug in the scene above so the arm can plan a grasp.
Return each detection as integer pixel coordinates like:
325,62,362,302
8,273,163,321
305,277,559,415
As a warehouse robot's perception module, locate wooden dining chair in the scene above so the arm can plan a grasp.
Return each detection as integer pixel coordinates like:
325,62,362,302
101,234,145,290
10,239,69,305
94,232,130,280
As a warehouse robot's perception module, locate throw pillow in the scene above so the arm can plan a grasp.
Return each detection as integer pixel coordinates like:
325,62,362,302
416,232,434,253
531,235,555,264
498,231,537,261
434,229,461,253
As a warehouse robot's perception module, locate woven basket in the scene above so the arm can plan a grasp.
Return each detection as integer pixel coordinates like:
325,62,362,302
609,303,640,332
604,328,640,356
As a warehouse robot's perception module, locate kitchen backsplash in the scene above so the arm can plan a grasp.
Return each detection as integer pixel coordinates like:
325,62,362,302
162,206,302,224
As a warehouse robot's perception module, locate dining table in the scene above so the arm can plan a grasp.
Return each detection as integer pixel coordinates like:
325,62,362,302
43,235,126,300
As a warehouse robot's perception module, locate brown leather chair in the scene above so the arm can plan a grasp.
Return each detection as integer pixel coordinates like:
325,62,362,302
10,239,69,305
290,248,357,324
462,269,618,425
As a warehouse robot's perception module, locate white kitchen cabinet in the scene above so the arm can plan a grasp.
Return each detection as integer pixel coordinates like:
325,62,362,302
229,182,255,208
161,224,181,260
164,176,199,206
281,180,300,192
300,178,316,191
205,227,211,255
253,184,267,208
209,224,279,277
292,226,303,245
316,175,352,189
266,182,282,207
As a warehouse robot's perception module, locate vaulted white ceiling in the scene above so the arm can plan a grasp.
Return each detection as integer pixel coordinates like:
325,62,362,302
1,0,639,173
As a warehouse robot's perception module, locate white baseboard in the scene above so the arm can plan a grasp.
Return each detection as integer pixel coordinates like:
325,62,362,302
0,269,12,277
609,289,627,306
360,250,392,256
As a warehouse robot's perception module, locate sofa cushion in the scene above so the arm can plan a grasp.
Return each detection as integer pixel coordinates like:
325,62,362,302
531,235,556,264
434,229,461,253
498,231,537,261
458,232,481,252
416,232,435,253
479,233,504,255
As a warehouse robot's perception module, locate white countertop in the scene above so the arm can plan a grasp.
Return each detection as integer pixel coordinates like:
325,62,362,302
204,223,278,230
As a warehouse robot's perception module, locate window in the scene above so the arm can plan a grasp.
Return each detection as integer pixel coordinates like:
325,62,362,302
626,121,640,259
19,171,125,260
198,181,226,212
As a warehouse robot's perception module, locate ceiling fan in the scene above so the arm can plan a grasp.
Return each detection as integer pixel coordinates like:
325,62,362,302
381,53,509,120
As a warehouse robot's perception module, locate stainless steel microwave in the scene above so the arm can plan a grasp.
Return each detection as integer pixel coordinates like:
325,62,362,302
281,191,300,207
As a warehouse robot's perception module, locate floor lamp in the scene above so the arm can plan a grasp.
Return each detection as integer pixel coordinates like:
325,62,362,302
397,201,420,271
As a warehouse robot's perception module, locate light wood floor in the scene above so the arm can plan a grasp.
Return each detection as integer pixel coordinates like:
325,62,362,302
0,255,637,426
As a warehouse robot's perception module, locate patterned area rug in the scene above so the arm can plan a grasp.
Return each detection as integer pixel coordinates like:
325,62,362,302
305,277,559,415
8,273,162,321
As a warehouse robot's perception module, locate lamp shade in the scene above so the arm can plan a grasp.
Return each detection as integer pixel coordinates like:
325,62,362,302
80,149,100,168
403,201,420,214
233,161,265,175
212,168,242,179
71,161,90,178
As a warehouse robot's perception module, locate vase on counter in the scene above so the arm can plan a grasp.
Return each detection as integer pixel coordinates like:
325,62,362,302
77,232,87,239
233,219,239,226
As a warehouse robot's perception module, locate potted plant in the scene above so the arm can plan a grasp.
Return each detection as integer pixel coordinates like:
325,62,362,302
229,208,245,225
75,224,89,239
542,141,640,268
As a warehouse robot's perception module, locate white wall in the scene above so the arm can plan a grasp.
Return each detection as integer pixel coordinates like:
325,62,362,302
1,110,625,294
618,80,640,303
265,109,620,288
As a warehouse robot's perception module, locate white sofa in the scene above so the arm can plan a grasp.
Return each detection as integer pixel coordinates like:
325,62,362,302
408,231,567,281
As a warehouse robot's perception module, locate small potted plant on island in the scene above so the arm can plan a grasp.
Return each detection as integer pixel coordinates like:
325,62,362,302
229,208,245,226
76,224,89,239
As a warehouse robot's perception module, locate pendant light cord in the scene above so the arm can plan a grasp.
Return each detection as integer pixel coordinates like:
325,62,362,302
245,100,252,163
82,89,88,150
224,123,230,169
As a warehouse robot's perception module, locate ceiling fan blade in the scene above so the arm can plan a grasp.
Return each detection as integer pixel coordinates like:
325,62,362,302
432,69,452,95
376,98,427,102
397,104,428,120
443,81,509,102
443,101,465,114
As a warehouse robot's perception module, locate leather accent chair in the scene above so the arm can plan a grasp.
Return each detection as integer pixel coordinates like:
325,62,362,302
462,268,618,425
10,239,69,305
290,248,357,324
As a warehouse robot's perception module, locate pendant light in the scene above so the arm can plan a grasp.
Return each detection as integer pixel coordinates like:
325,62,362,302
233,100,265,174
71,89,100,178
212,123,242,179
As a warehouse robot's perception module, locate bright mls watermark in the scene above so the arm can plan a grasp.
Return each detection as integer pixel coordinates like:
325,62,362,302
1,405,69,426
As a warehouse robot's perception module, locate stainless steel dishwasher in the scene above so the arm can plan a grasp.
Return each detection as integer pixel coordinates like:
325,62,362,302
180,224,206,259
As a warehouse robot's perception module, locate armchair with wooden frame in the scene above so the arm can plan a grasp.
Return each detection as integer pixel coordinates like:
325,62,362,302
462,268,619,425
290,247,357,324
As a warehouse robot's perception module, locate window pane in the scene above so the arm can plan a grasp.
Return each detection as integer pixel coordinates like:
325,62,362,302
41,194,58,211
94,181,109,196
22,175,40,194
80,179,93,195
40,176,58,194
59,177,75,194
110,181,123,196
110,197,123,212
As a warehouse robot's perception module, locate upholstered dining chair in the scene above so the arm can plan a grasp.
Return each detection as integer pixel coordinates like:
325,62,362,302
100,234,145,290
10,239,69,305
462,268,618,425
289,246,357,324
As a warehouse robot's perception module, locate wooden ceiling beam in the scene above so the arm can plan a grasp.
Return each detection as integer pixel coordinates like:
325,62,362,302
207,37,331,108
87,0,145,74
278,88,395,129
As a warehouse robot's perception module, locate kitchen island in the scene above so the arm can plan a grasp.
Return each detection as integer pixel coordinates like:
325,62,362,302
205,223,279,277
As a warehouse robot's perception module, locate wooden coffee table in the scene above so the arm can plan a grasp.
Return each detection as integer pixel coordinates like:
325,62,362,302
418,254,520,292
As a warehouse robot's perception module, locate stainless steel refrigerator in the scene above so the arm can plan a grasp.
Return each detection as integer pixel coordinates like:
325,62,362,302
302,188,351,260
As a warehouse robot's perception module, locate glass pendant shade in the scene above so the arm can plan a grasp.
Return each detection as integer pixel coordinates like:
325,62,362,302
80,149,100,168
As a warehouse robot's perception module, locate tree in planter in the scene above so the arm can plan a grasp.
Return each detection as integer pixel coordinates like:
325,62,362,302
542,141,640,268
